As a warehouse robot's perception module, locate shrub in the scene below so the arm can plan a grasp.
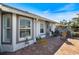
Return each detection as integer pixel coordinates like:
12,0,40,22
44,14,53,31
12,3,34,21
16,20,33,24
72,32,79,37
36,36,48,45
36,36,42,41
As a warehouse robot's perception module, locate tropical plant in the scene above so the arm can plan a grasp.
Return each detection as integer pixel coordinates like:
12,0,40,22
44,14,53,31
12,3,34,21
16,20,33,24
60,14,79,32
36,36,48,45
71,14,79,31
36,36,42,41
60,19,68,25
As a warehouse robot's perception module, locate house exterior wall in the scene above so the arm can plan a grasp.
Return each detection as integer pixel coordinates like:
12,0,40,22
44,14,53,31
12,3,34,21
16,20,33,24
35,20,56,38
39,20,46,38
12,13,17,51
51,24,56,32
46,22,56,36
32,19,36,42
35,20,46,38
0,11,1,52
0,4,57,52
50,23,56,32
50,23,56,36
12,14,36,52
0,13,36,52
1,45,13,52
35,18,39,37
0,13,57,52
0,13,13,52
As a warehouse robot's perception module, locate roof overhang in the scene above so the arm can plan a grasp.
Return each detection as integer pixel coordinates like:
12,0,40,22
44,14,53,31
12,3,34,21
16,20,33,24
0,3,58,23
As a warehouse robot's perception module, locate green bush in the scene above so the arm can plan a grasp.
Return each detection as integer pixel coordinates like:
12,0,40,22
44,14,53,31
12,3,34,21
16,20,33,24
36,37,48,45
36,36,42,41
72,32,79,37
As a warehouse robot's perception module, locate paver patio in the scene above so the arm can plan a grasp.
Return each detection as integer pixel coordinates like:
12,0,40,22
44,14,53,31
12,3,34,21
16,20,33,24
55,37,79,55
0,37,64,55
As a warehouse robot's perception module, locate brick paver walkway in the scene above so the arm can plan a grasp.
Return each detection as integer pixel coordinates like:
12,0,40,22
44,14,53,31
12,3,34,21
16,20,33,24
0,37,64,55
55,38,79,55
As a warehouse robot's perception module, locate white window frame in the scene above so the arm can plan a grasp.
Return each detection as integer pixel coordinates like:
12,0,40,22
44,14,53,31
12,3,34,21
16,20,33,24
2,14,12,43
40,22,45,34
18,16,32,41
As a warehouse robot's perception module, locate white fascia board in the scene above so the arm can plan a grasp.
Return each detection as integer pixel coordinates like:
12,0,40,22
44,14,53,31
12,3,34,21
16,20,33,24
1,4,57,24
1,5,37,18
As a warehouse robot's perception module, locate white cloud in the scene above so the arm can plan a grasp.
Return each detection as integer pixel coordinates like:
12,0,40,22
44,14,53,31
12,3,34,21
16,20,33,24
43,9,50,14
42,9,51,17
22,4,79,22
37,4,79,22
5,3,79,22
54,4,76,12
37,11,79,22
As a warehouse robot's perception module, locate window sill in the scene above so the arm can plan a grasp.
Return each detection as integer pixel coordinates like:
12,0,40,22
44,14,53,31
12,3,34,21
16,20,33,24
16,38,33,44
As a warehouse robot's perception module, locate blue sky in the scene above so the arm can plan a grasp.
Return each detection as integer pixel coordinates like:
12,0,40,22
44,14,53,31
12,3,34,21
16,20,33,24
5,3,79,22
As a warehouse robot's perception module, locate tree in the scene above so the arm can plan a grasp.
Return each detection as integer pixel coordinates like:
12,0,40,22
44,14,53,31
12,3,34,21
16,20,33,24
71,14,79,31
60,19,68,25
60,14,79,32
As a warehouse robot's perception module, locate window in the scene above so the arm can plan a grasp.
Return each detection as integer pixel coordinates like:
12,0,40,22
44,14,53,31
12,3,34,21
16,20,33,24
2,14,12,43
20,29,30,38
18,16,32,41
20,19,30,28
40,23,44,33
